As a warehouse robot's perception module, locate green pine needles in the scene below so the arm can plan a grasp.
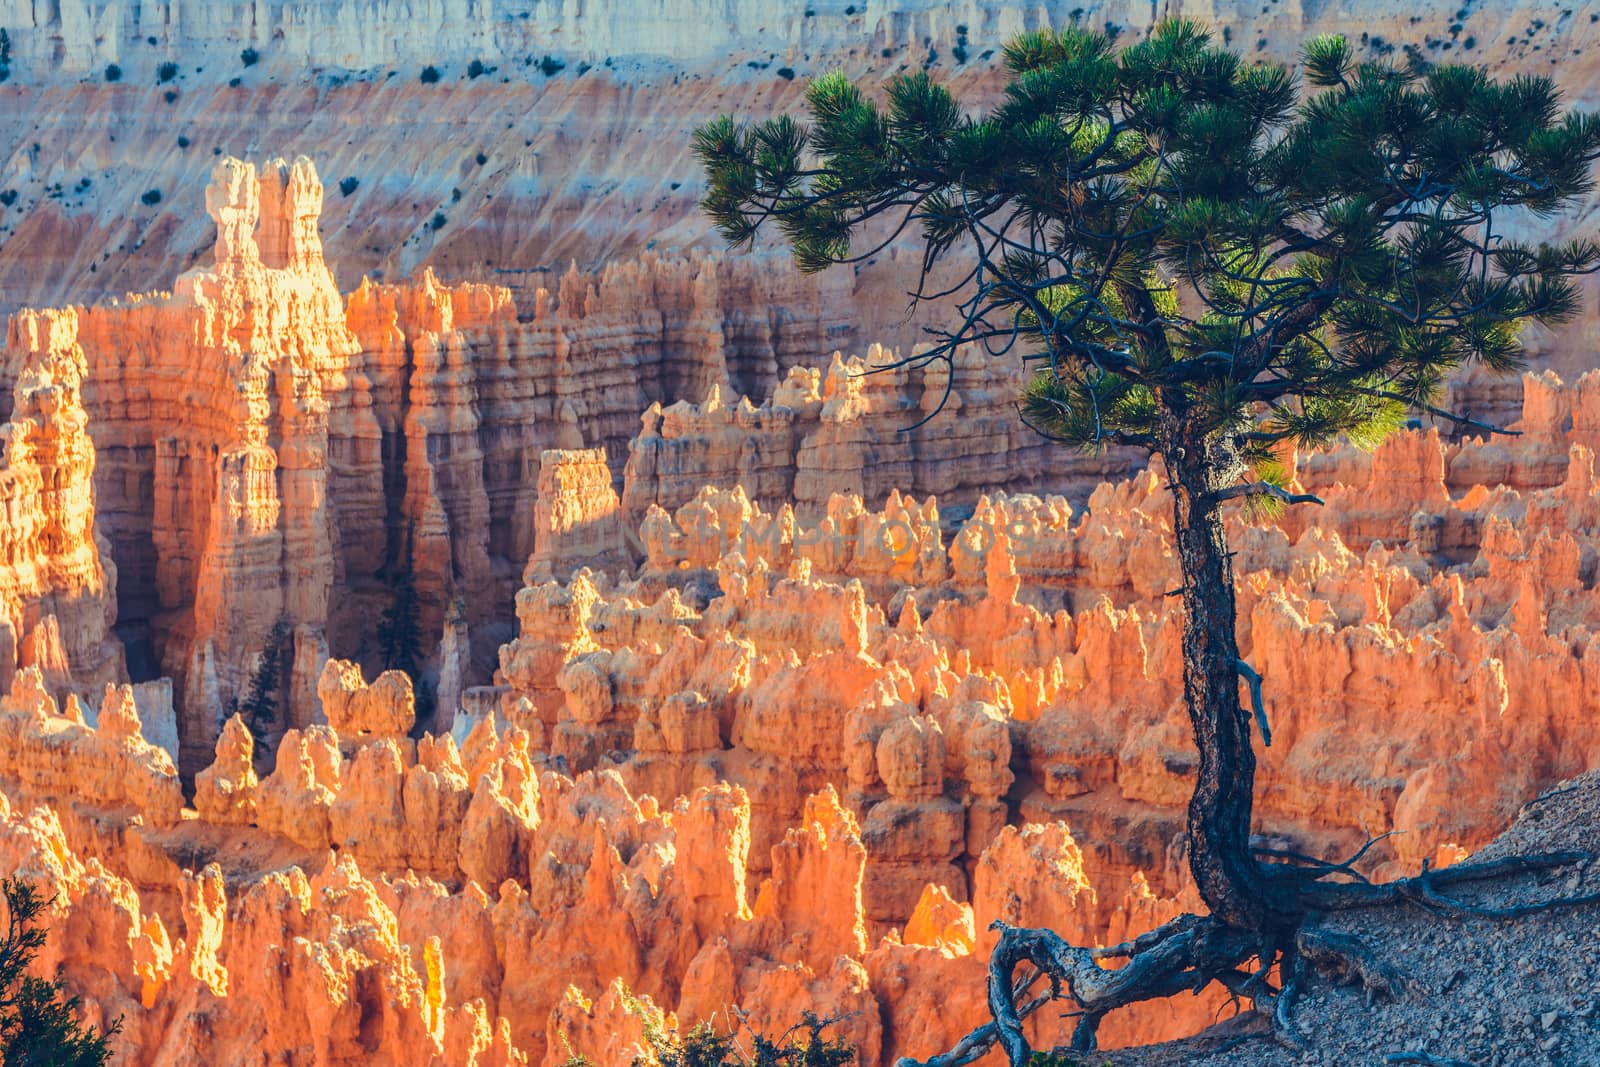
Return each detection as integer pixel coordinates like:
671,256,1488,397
0,879,119,1066
696,20,1600,474
377,568,434,730
698,29,1600,1057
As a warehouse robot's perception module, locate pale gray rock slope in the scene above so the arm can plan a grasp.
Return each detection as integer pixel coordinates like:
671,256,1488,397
0,1,1595,350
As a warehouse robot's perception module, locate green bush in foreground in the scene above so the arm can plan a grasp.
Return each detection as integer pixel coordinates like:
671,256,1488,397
0,878,119,1066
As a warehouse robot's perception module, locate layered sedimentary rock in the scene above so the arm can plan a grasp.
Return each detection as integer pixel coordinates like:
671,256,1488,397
2,0,1599,389
0,159,869,769
620,348,1140,525
0,153,1162,771
29,155,355,770
526,448,629,584
0,309,124,700
4,361,1600,1064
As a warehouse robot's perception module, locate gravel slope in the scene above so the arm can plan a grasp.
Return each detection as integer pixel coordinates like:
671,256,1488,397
1072,773,1600,1067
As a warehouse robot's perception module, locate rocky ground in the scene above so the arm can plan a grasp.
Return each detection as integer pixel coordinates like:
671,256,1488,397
1090,774,1600,1067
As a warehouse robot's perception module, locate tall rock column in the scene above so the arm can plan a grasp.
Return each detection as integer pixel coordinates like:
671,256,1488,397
0,309,124,698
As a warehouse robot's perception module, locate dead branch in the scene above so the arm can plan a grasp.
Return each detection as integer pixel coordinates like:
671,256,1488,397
1257,829,1398,883
1210,482,1325,507
893,968,1048,1067
1236,658,1271,746
1089,913,1205,960
1301,850,1596,915
980,917,1256,1065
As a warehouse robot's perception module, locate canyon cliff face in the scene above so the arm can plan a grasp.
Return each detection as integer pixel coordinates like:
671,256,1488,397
0,156,874,769
1,4,1600,1065
0,152,1159,774
0,309,123,704
619,347,1139,527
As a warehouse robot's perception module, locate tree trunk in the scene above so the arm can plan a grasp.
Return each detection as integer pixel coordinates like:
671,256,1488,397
1158,403,1282,933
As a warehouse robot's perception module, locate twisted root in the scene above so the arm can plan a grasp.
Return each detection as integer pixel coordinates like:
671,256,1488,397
900,848,1598,1067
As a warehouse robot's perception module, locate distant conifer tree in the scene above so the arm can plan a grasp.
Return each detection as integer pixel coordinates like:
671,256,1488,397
239,618,291,751
377,567,435,730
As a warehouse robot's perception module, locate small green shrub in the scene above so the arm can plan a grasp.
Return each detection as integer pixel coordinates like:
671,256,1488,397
140,188,162,206
240,47,259,66
420,64,440,83
777,67,795,80
158,61,178,82
104,63,122,82
648,1013,854,1067
338,176,360,197
538,54,565,76
467,58,487,78
429,212,446,230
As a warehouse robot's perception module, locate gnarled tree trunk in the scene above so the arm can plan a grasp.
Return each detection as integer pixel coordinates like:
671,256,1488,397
1158,401,1282,933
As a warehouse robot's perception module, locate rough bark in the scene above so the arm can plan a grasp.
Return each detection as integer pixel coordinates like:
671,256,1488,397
1157,401,1284,933
902,397,1600,1067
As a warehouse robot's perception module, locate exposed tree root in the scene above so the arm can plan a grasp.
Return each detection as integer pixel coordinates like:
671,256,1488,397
1298,850,1600,917
1293,927,1409,1004
899,848,1598,1067
1384,1053,1480,1067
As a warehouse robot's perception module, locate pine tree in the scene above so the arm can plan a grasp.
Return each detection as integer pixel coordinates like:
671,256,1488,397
0,879,119,1066
376,571,434,729
696,21,1600,1059
239,619,291,751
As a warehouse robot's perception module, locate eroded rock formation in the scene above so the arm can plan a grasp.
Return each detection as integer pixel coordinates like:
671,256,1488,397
619,348,1139,526
0,158,866,770
2,148,1599,1067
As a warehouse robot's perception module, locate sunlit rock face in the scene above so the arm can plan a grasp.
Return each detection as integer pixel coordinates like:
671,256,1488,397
5,231,1600,1061
2,2,1600,1062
